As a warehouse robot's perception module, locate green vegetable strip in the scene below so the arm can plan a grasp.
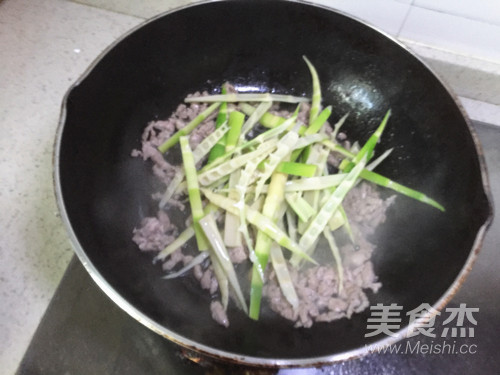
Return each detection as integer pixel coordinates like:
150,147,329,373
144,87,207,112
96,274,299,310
225,110,245,152
288,105,330,163
270,242,299,310
254,125,299,200
240,101,273,138
197,139,278,186
285,192,316,222
331,113,349,140
154,204,221,262
201,189,316,264
322,140,356,159
239,103,286,128
343,110,391,171
159,123,230,208
224,173,345,194
304,106,332,135
293,134,328,150
193,122,230,163
234,148,275,269
303,56,321,124
207,87,228,164
291,155,368,267
159,168,185,209
250,171,288,319
180,136,209,250
199,213,248,313
277,162,317,177
297,145,323,233
158,102,220,153
342,163,445,211
162,252,209,279
224,170,243,247
185,93,310,104
222,111,246,247
366,148,393,171
298,146,330,233
284,173,347,191
327,209,345,231
323,229,344,294
154,226,195,262
199,115,294,174
210,253,229,310
228,113,295,152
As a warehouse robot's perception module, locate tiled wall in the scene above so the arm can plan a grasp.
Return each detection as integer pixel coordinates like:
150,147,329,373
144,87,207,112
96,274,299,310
72,0,500,63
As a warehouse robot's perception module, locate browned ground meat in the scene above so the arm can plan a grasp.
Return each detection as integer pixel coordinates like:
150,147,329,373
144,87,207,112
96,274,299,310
132,211,177,252
264,183,393,328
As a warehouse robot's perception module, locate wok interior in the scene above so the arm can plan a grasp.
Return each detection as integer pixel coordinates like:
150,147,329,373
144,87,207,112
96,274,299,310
59,0,490,361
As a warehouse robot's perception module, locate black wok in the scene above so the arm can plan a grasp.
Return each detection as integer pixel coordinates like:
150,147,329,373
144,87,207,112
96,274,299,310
54,0,492,367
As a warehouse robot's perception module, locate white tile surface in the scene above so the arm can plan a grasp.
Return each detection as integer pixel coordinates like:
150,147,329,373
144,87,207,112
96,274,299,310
0,0,141,373
71,0,412,36
400,6,500,63
459,97,500,127
308,0,412,35
414,0,500,26
403,40,500,106
71,0,193,18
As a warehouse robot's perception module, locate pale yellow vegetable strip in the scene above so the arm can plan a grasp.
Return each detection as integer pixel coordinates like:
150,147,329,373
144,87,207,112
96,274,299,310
293,134,328,150
328,208,346,231
254,125,299,200
250,171,289,319
158,102,220,153
240,101,273,139
200,115,294,173
210,253,229,310
159,122,230,208
298,145,329,234
285,192,316,223
201,189,316,264
239,102,286,129
185,93,310,104
270,242,299,310
154,226,195,262
366,148,394,171
331,113,349,140
323,229,344,294
234,145,275,268
199,213,248,313
291,155,368,267
285,174,347,191
286,208,298,243
162,252,208,280
224,170,242,247
180,136,208,250
197,139,278,186
322,139,356,159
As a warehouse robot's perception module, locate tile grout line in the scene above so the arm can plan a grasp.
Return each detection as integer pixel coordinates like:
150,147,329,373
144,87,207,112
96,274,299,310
399,37,500,67
67,0,147,21
396,2,414,37
409,3,500,28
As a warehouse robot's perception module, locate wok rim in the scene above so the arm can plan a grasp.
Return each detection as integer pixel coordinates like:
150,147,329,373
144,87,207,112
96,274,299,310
53,0,494,368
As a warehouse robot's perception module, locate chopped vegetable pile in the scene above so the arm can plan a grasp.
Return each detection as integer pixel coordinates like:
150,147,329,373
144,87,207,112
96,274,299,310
138,56,444,325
